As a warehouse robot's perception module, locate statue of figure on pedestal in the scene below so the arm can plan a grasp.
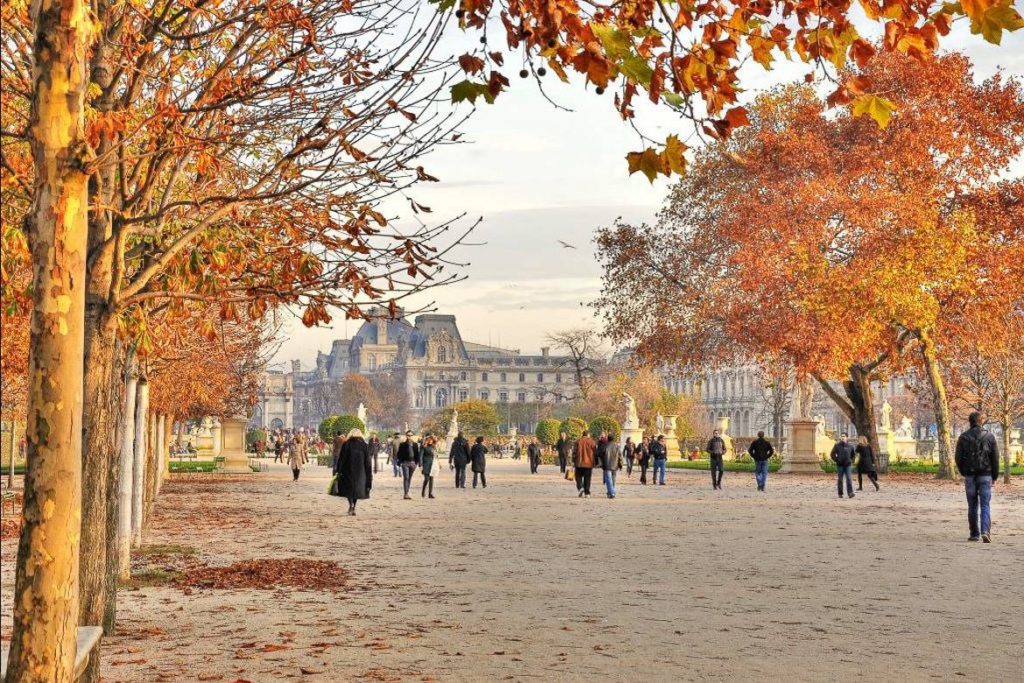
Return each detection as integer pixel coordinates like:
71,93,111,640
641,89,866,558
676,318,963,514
655,412,664,434
448,407,460,437
896,415,913,438
622,392,640,430
790,378,815,420
881,400,893,431
357,402,367,425
814,414,826,437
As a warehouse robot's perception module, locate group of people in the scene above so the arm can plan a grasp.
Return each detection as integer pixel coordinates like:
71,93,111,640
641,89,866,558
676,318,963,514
266,427,312,481
322,410,1005,543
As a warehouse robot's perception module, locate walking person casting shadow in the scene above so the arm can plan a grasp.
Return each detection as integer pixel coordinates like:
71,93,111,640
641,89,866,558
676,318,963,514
334,428,372,516
471,436,488,489
421,434,439,499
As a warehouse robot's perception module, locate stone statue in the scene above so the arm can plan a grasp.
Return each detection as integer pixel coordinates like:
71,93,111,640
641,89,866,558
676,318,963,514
814,415,827,437
896,415,913,439
790,378,815,420
448,407,460,437
357,402,367,425
656,412,664,434
622,392,640,430
881,400,893,431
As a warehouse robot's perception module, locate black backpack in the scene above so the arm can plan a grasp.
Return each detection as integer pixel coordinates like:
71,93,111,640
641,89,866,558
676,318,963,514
962,431,991,474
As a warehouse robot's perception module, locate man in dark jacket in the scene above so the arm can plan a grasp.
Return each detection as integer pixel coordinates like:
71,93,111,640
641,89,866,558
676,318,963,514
649,435,668,486
748,431,775,492
707,430,726,490
955,412,1000,542
449,431,471,489
527,439,542,474
396,431,419,500
556,431,571,477
368,433,381,473
598,433,621,499
470,436,488,488
830,434,856,499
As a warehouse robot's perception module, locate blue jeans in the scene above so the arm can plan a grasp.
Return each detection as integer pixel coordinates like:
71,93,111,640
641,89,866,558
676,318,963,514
603,470,617,497
965,475,992,537
392,459,400,477
837,465,853,497
754,460,769,489
653,458,667,485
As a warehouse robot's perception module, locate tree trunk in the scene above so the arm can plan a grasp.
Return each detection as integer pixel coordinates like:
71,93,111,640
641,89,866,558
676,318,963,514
144,409,157,524
118,370,137,581
79,314,119,639
132,378,149,546
815,363,882,468
1000,415,1012,486
918,329,956,479
6,0,95,677
155,414,165,496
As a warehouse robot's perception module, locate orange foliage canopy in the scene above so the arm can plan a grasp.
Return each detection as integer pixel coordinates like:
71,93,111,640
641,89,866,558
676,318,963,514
449,0,1023,175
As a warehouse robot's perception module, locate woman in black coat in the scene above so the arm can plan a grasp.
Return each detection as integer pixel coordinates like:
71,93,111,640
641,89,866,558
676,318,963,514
336,430,373,515
855,436,879,491
470,436,488,489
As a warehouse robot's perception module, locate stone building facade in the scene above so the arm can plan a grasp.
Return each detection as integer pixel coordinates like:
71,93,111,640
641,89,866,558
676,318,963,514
254,308,580,431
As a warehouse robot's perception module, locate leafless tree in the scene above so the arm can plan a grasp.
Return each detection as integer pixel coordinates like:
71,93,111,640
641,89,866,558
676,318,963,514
545,328,606,400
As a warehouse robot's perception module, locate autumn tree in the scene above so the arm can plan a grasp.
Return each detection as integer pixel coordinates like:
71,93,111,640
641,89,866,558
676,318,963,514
754,358,795,440
544,328,605,400
448,0,1023,174
423,399,500,437
340,373,382,418
596,52,1024,479
369,372,412,431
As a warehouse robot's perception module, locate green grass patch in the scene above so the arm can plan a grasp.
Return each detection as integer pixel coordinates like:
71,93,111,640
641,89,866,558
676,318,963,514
668,460,782,473
118,568,181,590
0,464,26,475
168,460,217,473
136,543,198,557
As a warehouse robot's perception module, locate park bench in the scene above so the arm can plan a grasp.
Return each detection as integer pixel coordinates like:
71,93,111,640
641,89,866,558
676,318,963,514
1,625,102,681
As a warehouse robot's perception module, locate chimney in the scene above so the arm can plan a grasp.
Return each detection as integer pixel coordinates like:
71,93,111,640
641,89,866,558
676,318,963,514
541,347,549,357
291,359,301,375
376,318,388,345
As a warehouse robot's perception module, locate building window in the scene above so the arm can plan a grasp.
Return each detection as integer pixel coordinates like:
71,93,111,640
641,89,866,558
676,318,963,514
480,390,490,401
499,391,509,402
459,389,468,402
438,347,447,363
461,371,467,381
481,372,488,381
537,373,543,382
500,372,507,382
517,373,524,382
415,391,423,408
555,373,562,383
368,355,377,371
435,388,448,408
555,395,563,403
517,392,526,403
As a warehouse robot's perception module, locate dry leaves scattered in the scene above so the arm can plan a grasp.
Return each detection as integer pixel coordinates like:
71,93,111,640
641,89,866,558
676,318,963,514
178,558,350,591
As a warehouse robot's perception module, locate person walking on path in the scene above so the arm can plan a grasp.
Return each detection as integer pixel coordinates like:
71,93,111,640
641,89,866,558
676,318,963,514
331,431,346,470
955,412,1000,543
748,431,774,492
420,435,439,499
388,433,401,478
600,435,623,498
623,438,636,477
556,432,572,478
368,433,381,473
449,431,471,489
650,435,668,486
707,429,726,490
637,436,651,485
527,439,542,474
336,428,372,515
830,434,856,499
288,432,308,481
573,430,597,498
273,432,285,463
855,436,879,492
471,436,489,488
396,431,419,499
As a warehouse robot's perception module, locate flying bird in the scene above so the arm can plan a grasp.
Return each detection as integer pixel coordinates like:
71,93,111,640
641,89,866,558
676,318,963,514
557,240,577,249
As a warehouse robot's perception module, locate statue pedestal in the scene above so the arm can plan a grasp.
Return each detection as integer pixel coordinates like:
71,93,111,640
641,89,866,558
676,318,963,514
780,420,822,474
219,416,252,473
662,415,681,460
620,428,644,456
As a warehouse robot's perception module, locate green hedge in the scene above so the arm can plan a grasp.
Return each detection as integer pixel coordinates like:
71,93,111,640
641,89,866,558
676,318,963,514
668,460,782,473
169,461,217,473
535,419,562,447
559,417,587,441
0,464,26,475
588,416,620,442
318,415,365,441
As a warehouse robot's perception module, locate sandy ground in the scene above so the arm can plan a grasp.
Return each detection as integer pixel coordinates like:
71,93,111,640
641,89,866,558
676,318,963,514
2,459,1022,682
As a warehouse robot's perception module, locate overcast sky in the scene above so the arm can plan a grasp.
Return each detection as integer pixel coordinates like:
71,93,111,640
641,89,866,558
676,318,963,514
272,21,1023,369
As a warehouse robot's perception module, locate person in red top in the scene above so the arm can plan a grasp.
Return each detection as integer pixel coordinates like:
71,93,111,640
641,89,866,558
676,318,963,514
572,430,597,498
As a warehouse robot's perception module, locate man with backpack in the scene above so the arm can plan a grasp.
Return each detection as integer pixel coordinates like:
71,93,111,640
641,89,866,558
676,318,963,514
747,431,775,492
955,412,1000,543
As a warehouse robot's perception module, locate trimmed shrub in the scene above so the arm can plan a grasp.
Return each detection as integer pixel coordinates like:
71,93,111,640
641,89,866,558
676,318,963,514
588,416,620,442
318,414,365,441
535,418,562,447
559,417,588,441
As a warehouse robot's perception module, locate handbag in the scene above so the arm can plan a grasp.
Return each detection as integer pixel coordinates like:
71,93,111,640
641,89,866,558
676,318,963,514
327,474,341,496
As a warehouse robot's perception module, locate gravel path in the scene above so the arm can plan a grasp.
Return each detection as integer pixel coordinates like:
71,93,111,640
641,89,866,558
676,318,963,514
3,459,1022,682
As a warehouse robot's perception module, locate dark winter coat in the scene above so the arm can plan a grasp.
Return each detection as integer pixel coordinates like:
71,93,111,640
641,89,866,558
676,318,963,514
449,437,471,468
527,443,542,461
636,443,650,464
748,437,775,463
830,441,856,468
335,437,372,499
471,443,488,473
397,440,419,465
649,440,667,461
954,426,1000,479
707,436,726,458
556,437,572,461
421,444,437,477
855,444,876,473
